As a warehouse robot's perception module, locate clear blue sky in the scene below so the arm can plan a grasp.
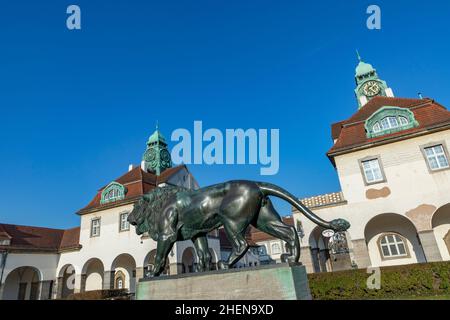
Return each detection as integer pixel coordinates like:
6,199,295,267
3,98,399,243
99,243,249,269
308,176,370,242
1,1,449,229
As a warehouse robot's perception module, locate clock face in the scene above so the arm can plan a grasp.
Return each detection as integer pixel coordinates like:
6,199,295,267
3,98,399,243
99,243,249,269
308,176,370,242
160,149,171,163
362,81,381,97
144,149,156,162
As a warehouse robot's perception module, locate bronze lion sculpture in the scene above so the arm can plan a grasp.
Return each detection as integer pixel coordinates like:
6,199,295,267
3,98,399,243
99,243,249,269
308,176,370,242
128,180,350,277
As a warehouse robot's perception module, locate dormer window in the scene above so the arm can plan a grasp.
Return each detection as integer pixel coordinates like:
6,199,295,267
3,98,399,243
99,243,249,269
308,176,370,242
100,182,127,204
365,107,419,138
372,116,409,134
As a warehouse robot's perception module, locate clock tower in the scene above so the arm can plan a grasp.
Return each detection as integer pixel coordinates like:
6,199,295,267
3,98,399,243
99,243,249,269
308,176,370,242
142,124,172,175
354,52,394,109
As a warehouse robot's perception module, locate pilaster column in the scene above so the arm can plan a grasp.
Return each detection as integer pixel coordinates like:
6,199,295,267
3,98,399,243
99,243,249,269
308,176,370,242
39,280,54,300
299,246,314,273
74,274,86,293
318,249,329,272
351,239,371,269
103,271,114,290
56,277,64,299
418,230,443,262
0,283,4,300
135,267,144,282
169,263,183,275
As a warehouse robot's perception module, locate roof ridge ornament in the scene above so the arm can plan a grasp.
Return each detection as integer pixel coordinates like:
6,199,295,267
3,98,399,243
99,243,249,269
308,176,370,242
356,49,362,62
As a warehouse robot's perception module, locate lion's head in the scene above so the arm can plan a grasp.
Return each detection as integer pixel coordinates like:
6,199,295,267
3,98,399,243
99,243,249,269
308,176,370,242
330,218,351,232
128,197,151,235
128,185,187,236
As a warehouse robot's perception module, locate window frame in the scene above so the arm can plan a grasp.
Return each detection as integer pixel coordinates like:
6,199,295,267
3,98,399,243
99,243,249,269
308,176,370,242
420,141,450,173
90,217,101,238
377,233,410,261
271,242,281,255
119,212,130,232
358,155,387,186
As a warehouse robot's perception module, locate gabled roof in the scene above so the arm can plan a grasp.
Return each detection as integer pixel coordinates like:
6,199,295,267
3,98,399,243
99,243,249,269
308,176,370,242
328,97,450,162
77,165,189,215
0,223,80,253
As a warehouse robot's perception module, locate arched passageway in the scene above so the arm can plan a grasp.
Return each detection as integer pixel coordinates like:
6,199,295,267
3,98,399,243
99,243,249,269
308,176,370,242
57,264,75,299
144,250,169,276
111,254,137,293
364,213,426,267
81,258,104,292
181,247,197,273
2,266,41,300
432,203,450,261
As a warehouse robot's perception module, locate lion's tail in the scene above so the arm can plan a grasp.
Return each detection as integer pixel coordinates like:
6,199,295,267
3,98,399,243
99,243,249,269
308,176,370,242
256,182,332,230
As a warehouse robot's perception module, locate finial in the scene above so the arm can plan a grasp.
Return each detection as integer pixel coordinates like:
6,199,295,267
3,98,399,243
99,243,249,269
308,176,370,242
356,50,362,62
418,92,423,99
156,120,159,131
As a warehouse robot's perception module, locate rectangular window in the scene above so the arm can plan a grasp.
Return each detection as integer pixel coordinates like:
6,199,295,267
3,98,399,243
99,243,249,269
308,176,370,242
424,144,449,171
119,212,130,232
361,158,384,184
91,218,101,237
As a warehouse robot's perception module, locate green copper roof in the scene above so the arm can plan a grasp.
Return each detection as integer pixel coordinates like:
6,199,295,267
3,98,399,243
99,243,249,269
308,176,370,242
355,61,375,76
147,125,167,145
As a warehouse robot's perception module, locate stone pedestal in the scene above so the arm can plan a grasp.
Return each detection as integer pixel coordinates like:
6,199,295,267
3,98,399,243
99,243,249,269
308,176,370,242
137,263,311,300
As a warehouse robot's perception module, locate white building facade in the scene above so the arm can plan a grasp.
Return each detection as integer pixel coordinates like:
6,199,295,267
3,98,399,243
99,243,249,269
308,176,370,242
295,58,450,273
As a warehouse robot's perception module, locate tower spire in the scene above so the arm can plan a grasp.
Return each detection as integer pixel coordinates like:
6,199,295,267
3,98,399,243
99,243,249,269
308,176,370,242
356,49,362,62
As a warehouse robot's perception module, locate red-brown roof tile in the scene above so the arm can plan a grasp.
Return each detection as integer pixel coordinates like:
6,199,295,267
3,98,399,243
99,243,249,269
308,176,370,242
0,223,80,252
328,97,450,159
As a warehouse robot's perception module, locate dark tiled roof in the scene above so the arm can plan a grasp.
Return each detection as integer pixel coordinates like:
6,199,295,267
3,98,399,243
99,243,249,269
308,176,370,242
328,97,450,158
0,223,80,252
77,165,188,214
247,216,295,243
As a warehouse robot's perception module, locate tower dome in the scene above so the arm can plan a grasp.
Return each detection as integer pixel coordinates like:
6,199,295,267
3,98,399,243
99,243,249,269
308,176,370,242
355,60,375,77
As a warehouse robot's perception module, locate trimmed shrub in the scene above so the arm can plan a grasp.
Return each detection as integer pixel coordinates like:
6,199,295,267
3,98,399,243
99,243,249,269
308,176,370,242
307,261,450,300
65,289,130,300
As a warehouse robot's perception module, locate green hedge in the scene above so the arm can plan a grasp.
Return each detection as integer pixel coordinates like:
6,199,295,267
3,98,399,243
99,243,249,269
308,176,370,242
65,289,131,300
307,261,450,300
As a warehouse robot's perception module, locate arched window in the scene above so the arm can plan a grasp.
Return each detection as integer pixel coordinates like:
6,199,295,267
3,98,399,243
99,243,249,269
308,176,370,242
365,107,418,138
100,182,127,204
378,233,409,259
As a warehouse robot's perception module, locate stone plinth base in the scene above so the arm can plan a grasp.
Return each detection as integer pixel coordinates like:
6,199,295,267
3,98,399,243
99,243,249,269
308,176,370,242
136,263,311,300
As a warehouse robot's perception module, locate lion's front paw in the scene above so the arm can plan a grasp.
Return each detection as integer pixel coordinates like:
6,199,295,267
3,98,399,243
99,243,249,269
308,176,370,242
218,261,229,270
